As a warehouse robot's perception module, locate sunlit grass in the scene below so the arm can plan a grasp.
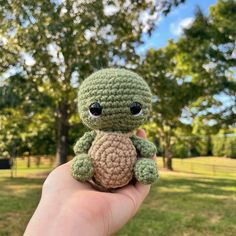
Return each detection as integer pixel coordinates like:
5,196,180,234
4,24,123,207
117,172,236,236
0,156,53,178
157,156,236,179
0,177,44,236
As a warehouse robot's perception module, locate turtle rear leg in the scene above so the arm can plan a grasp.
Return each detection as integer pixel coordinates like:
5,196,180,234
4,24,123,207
134,158,159,184
71,154,94,182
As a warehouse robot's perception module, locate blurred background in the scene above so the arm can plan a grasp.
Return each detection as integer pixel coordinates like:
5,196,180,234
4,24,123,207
0,0,235,235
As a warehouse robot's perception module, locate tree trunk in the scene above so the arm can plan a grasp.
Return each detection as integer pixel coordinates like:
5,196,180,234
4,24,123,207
55,101,69,166
165,155,173,170
161,139,166,168
164,137,173,171
36,156,41,168
162,156,166,168
207,136,212,156
27,156,31,168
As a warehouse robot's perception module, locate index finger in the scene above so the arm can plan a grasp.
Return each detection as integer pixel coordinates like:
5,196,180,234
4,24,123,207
136,129,147,139
136,129,156,160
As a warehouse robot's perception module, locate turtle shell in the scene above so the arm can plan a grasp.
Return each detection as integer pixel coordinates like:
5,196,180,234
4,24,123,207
88,131,137,189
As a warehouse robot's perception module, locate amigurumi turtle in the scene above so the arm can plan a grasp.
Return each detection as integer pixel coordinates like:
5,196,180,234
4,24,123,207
71,68,159,190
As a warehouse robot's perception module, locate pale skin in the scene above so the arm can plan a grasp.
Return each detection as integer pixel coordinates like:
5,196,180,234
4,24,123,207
24,130,155,236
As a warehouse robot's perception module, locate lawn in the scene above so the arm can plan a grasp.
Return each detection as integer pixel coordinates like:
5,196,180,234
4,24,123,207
157,157,236,178
0,157,235,236
0,177,44,236
117,172,236,236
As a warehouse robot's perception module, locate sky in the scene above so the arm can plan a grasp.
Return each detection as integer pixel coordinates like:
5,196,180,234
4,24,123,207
138,0,217,55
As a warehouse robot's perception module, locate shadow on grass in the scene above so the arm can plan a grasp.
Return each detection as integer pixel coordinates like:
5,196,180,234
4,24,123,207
0,177,44,192
0,177,44,236
0,177,44,211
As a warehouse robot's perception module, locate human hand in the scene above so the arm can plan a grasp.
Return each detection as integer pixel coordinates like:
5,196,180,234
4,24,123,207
24,129,152,236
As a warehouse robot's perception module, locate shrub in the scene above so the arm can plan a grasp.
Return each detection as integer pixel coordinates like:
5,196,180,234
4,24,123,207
224,136,236,158
212,135,225,157
173,141,189,158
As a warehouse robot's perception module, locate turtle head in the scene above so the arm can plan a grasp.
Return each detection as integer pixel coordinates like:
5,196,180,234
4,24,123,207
78,68,152,132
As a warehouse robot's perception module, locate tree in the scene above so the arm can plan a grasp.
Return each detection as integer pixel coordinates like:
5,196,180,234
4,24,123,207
0,0,185,165
224,136,236,158
144,0,236,169
0,73,55,157
139,42,201,170
191,117,220,156
212,128,236,158
176,1,236,127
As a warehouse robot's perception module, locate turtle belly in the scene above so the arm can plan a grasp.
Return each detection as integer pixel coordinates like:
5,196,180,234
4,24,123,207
88,132,137,189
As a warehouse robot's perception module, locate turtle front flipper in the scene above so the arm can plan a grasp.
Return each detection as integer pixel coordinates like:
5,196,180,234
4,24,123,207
71,154,94,182
131,135,159,184
73,131,96,154
71,131,96,182
134,158,159,184
130,135,157,159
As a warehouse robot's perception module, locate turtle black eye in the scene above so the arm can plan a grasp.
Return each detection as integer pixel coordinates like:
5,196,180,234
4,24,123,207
130,102,142,116
89,102,102,117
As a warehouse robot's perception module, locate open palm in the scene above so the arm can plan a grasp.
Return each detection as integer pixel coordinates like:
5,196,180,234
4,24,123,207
25,130,151,236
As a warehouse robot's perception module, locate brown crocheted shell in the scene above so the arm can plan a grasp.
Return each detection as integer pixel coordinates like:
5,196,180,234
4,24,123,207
88,131,137,189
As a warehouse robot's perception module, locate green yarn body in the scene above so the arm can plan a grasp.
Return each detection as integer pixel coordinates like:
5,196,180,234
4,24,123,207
134,159,159,184
73,131,96,154
72,131,96,182
71,68,159,187
71,154,94,182
131,134,159,184
130,135,157,159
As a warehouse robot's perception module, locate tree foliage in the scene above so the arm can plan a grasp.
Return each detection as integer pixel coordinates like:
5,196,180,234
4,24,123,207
139,0,236,169
0,0,185,164
0,0,234,168
177,1,236,126
139,42,202,169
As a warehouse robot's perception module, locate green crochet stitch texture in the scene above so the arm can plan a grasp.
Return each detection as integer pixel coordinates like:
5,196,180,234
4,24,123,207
78,68,152,132
131,135,157,159
73,130,96,154
134,158,159,184
71,68,159,188
71,154,94,182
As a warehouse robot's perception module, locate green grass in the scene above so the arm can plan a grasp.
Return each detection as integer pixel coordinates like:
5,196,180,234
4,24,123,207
0,157,52,235
0,157,235,236
157,156,236,178
117,172,236,236
0,177,44,236
0,156,52,178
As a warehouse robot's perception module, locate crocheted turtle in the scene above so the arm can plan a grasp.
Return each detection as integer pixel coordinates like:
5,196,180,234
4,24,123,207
71,68,159,190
